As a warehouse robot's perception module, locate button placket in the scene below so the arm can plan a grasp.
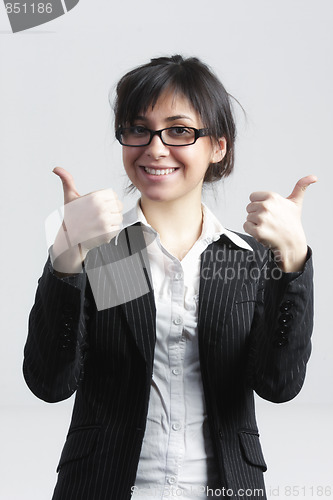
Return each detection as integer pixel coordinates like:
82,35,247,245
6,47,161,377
165,259,185,488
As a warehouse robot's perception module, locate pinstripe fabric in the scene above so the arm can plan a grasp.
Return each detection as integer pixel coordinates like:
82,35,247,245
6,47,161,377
23,225,314,500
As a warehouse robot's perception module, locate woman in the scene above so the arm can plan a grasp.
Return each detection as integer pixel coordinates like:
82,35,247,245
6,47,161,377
24,55,315,500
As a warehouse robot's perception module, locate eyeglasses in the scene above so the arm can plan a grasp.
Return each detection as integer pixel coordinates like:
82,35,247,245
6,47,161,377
115,126,209,147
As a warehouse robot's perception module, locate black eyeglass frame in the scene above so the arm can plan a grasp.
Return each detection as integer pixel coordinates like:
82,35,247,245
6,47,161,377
115,126,210,147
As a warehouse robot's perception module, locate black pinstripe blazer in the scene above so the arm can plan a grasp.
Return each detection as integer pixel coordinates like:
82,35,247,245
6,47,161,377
23,224,314,500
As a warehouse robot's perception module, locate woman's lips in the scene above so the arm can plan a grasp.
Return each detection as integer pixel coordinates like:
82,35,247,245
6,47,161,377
143,166,177,176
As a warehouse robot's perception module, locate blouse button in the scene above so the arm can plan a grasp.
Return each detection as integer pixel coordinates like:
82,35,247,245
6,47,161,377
174,272,183,280
172,422,181,431
173,316,183,325
172,368,181,376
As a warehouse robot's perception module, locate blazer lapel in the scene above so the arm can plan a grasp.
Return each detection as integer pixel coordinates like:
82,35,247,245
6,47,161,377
198,236,250,350
120,224,156,369
85,223,156,367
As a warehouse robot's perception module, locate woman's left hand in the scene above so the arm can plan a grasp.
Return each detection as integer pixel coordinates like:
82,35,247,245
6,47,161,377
243,175,317,272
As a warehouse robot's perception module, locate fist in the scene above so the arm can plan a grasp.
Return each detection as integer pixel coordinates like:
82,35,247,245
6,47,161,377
243,175,317,272
51,167,123,273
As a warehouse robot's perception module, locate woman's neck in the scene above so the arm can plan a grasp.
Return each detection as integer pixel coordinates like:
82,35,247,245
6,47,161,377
140,195,203,260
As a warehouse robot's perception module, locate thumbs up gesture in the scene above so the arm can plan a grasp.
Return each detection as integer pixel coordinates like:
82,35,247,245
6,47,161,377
51,167,123,274
243,175,317,272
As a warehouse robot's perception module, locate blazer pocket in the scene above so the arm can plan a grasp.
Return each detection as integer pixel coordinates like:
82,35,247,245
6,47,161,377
56,425,101,472
238,429,267,472
235,280,258,305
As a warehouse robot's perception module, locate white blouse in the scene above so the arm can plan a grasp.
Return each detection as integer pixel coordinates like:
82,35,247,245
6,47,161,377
119,201,252,499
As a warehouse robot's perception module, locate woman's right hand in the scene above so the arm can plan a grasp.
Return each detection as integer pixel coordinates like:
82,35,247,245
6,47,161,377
51,167,123,274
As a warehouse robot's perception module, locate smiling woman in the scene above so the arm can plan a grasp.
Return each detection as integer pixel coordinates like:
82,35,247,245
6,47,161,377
114,55,236,182
119,90,226,212
23,55,315,500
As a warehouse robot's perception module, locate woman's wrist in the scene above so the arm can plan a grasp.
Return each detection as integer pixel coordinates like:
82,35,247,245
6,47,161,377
50,244,86,275
272,243,308,273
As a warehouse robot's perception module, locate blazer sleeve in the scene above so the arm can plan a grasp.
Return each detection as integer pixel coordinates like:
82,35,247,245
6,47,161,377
248,247,314,403
23,258,89,403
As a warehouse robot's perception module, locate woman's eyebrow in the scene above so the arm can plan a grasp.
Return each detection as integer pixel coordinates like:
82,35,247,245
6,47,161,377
165,115,194,122
133,114,194,123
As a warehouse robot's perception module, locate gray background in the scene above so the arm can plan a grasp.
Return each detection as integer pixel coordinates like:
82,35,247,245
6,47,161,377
0,1,332,499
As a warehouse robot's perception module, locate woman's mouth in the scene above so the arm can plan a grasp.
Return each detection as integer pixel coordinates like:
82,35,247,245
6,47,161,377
143,167,177,176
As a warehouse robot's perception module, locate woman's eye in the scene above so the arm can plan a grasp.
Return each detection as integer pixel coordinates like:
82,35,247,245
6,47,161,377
169,127,191,136
131,126,148,135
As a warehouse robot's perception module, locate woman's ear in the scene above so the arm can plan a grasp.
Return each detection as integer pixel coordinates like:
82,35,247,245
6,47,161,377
211,137,227,163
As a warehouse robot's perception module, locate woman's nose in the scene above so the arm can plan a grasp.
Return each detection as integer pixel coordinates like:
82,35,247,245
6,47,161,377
145,134,170,159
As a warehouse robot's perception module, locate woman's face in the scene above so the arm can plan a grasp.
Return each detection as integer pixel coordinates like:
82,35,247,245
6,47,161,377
121,91,226,205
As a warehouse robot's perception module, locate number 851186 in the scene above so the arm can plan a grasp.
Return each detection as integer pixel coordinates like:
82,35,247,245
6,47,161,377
5,3,53,14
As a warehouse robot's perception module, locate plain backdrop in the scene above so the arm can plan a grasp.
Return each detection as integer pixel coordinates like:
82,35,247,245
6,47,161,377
0,1,332,499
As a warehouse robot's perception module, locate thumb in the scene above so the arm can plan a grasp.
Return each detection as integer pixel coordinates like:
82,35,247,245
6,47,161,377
287,175,318,205
53,167,80,204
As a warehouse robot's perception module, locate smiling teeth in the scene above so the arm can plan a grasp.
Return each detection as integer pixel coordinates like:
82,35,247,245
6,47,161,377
144,167,176,175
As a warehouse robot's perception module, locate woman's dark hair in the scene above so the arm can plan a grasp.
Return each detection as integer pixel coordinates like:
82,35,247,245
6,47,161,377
113,55,237,183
